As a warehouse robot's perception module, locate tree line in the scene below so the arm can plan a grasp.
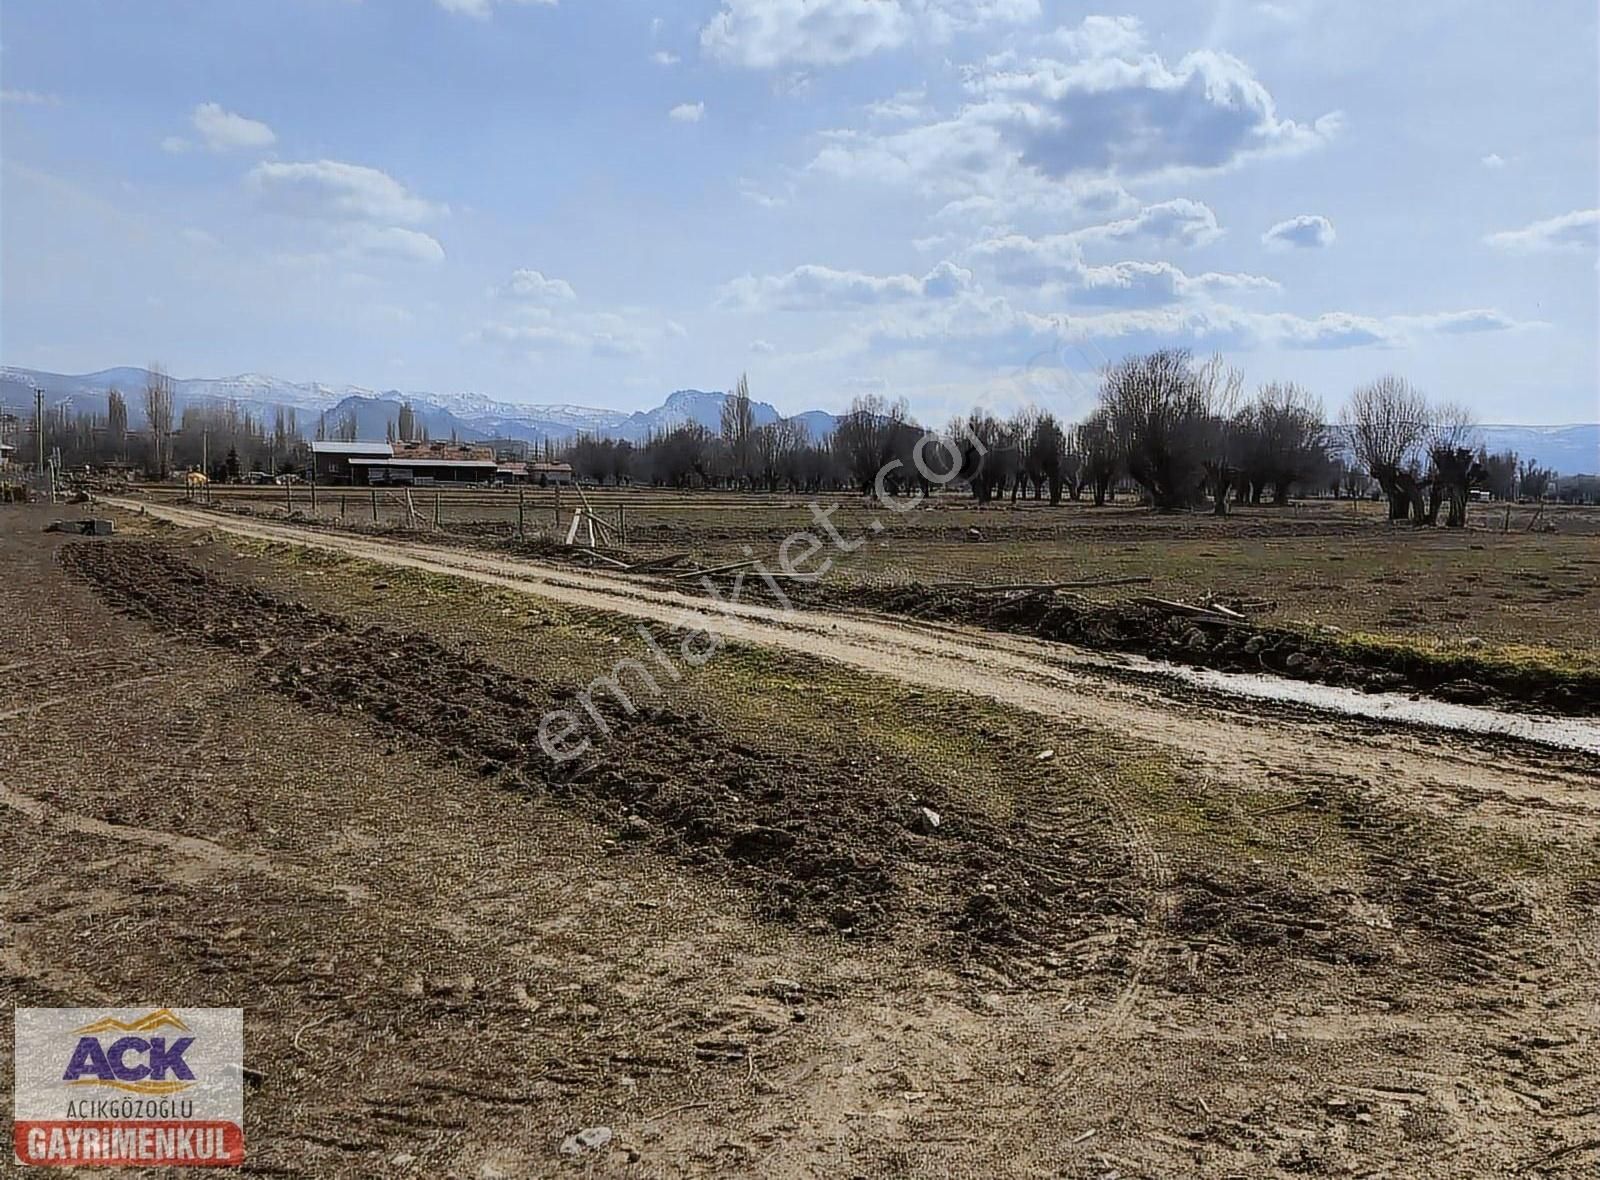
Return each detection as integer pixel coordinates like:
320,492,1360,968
24,354,1588,510
557,354,1566,521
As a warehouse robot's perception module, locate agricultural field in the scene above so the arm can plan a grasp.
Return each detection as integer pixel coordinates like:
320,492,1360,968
4,492,1598,1177
147,483,1600,683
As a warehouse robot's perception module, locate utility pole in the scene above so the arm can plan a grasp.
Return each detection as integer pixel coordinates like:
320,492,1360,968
34,385,45,484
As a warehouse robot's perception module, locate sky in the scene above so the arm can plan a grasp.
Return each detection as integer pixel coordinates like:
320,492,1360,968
2,0,1597,424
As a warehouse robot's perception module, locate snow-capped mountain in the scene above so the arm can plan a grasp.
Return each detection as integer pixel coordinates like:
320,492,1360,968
0,366,834,447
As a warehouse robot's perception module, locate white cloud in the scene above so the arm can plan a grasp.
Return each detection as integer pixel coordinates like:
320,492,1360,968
191,102,276,152
702,0,911,68
974,45,1341,180
1480,153,1506,169
477,308,665,359
966,233,1275,306
1485,209,1599,255
2,89,61,106
669,101,706,123
809,28,1334,215
866,87,927,122
699,0,1035,69
435,0,557,19
1073,260,1276,306
750,339,777,354
161,136,192,154
496,268,578,303
722,260,977,310
1392,308,1521,335
1071,199,1223,248
652,51,681,65
346,225,446,265
852,293,1525,366
248,160,444,224
1262,213,1335,249
1043,15,1143,59
921,0,1040,41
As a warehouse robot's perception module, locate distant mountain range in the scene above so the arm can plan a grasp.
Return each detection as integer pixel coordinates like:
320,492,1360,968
2,365,1596,474
0,365,837,448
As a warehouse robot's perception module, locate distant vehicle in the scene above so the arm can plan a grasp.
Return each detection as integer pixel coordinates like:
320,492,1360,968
246,471,275,484
274,473,305,485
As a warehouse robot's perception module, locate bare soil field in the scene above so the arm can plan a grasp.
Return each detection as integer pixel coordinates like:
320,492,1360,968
145,485,1600,676
5,500,1599,1177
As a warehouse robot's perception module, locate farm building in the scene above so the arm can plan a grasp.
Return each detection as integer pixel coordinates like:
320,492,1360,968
311,440,502,485
310,440,393,482
351,440,499,486
495,461,574,485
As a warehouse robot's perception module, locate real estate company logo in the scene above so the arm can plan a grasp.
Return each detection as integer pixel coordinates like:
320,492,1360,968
13,1007,244,1168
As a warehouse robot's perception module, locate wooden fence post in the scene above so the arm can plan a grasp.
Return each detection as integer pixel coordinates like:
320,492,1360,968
517,484,525,539
371,487,378,523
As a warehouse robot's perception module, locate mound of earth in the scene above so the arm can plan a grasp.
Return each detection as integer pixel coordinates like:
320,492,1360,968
810,583,1599,717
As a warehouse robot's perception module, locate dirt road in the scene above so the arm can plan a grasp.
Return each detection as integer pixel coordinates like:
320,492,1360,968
113,497,1600,797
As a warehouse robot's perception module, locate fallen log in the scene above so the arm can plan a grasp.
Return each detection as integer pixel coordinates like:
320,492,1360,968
1132,595,1252,626
573,548,632,569
630,552,693,572
673,558,759,580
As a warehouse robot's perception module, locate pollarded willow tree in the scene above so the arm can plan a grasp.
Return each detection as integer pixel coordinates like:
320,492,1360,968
1342,375,1431,521
1100,348,1220,512
1425,401,1483,527
1236,382,1330,506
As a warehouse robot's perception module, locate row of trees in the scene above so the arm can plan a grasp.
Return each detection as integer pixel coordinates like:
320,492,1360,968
23,358,1583,512
552,358,1577,521
32,367,310,480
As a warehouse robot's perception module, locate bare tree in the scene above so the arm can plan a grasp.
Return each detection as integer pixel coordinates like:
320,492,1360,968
1100,348,1214,512
753,417,805,491
1425,401,1481,526
832,393,911,493
106,388,128,463
1518,458,1554,502
1022,410,1067,504
719,373,757,487
1343,375,1430,521
1478,448,1518,502
1195,354,1246,516
1075,411,1119,506
1237,382,1329,505
143,364,175,478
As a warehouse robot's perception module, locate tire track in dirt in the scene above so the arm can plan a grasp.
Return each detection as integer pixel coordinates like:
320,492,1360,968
112,499,1600,805
0,783,370,900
